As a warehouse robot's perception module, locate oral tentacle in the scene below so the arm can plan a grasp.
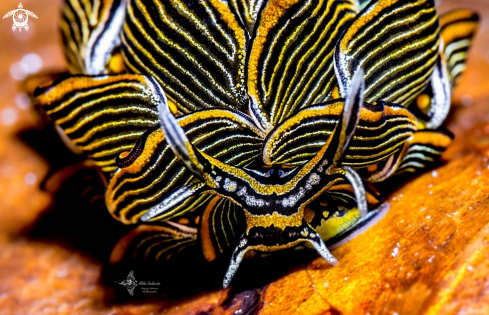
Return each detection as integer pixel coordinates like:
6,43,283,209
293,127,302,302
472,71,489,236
424,53,451,129
343,166,368,218
155,77,210,179
223,234,249,288
301,223,338,266
324,68,364,173
222,222,338,288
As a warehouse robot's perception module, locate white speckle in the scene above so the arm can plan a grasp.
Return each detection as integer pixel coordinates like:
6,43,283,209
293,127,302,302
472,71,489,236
239,238,247,247
270,303,273,306
223,178,237,192
426,215,431,219
245,195,264,207
407,273,411,277
467,265,473,271
428,255,435,263
477,171,481,176
429,191,433,195
431,170,438,178
391,247,399,258
469,206,473,210
428,184,433,188
484,157,488,163
24,173,37,185
461,95,473,106
1,108,18,125
306,172,320,189
15,93,31,110
344,277,348,281
323,281,329,288
236,187,247,196
393,312,399,315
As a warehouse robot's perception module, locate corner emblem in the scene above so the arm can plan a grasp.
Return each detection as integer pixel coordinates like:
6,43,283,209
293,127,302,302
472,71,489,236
115,270,138,296
3,3,38,32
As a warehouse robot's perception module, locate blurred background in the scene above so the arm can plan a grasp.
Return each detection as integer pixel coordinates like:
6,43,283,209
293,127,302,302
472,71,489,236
1,0,489,314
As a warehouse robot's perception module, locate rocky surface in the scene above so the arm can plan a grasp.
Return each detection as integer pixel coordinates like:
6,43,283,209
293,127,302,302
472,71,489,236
1,0,489,314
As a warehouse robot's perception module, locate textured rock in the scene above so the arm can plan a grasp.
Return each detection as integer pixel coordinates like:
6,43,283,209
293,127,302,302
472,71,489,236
1,0,489,314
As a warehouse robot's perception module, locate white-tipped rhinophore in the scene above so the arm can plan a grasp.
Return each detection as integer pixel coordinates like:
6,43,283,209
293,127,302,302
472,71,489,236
152,77,205,177
223,234,249,288
344,166,368,218
303,224,339,266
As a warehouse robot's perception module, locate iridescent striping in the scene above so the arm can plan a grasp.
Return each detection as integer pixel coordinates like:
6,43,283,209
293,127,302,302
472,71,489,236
335,0,440,106
60,0,99,73
247,0,357,126
110,222,198,262
228,0,263,34
60,0,126,74
207,197,245,255
36,75,159,172
395,131,452,175
121,0,249,114
263,101,417,168
396,144,445,174
321,181,381,207
439,10,479,88
106,110,264,224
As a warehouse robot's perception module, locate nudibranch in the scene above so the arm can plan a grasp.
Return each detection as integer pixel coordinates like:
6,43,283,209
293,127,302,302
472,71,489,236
34,0,478,287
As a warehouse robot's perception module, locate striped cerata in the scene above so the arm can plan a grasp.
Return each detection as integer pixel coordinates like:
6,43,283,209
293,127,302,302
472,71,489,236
34,0,478,287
